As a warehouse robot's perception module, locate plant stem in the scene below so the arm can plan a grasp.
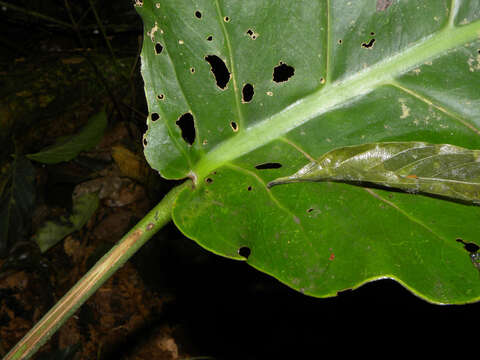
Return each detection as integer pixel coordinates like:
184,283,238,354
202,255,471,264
4,181,190,360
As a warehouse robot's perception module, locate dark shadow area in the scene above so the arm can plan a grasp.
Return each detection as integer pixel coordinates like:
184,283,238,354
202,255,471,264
134,223,480,360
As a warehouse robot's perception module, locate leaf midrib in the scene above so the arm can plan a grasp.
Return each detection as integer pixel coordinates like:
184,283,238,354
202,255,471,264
193,19,480,182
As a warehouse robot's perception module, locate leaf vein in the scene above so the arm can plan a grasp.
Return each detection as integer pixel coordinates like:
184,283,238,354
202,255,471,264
225,163,303,225
390,81,480,136
151,12,200,167
279,137,316,162
213,0,245,130
363,188,449,242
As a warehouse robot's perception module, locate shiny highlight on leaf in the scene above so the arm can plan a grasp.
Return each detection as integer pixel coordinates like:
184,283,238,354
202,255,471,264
268,142,480,204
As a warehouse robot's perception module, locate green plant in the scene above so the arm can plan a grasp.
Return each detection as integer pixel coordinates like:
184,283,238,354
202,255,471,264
6,0,480,358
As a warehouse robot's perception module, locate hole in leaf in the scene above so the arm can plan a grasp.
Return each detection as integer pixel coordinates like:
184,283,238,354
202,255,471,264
157,94,165,100
205,177,213,184
207,35,213,41
361,38,376,49
205,55,230,89
230,121,238,132
238,246,251,259
176,112,196,145
155,42,163,54
456,238,480,253
143,137,147,146
255,162,282,170
190,67,195,74
151,113,159,121
273,62,294,83
370,31,375,36
224,16,230,22
246,29,257,40
195,10,202,18
247,186,252,191
242,83,254,102
307,208,314,213
337,39,342,44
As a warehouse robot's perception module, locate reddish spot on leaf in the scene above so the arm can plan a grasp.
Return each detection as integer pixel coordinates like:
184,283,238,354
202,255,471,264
406,174,418,179
376,0,393,11
329,253,335,261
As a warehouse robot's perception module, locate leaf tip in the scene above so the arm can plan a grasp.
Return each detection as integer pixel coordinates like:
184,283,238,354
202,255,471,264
267,176,293,188
266,181,276,189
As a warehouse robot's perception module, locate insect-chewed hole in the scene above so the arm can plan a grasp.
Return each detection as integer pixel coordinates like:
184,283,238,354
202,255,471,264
370,31,375,36
307,208,314,213
205,55,230,89
246,29,257,40
255,162,282,170
273,62,295,83
337,39,343,44
238,246,251,259
155,42,163,54
247,185,252,191
361,38,376,49
190,67,195,74
456,238,480,253
151,113,160,121
206,35,213,41
205,177,213,184
195,10,202,18
157,94,165,100
176,112,196,145
143,137,148,146
242,83,254,102
230,121,238,132
224,16,230,22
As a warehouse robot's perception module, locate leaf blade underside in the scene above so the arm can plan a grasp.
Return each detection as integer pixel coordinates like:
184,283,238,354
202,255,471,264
137,0,480,304
268,142,480,204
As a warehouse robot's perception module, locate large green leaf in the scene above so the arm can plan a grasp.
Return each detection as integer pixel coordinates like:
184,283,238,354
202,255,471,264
137,0,480,304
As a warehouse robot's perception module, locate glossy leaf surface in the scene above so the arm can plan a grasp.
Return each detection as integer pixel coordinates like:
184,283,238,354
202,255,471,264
137,0,480,303
268,142,480,204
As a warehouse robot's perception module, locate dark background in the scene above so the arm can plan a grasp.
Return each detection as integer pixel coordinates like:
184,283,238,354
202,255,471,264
0,1,478,359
